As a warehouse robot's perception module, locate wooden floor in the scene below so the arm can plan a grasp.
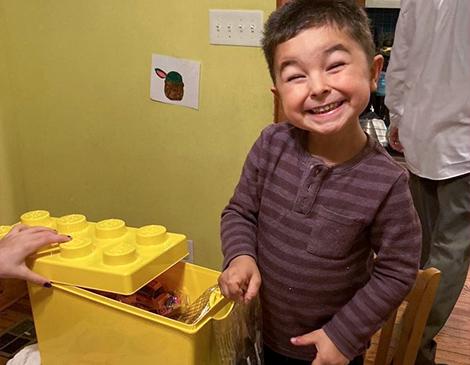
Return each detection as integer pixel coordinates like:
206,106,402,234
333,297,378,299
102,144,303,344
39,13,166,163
1,272,469,364
434,270,470,365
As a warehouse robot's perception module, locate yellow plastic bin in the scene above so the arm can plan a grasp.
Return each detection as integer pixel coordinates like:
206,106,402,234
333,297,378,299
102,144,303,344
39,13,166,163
9,210,233,365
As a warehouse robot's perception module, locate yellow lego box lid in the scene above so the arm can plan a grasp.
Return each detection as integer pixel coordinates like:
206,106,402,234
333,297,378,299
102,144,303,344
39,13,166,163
7,210,189,295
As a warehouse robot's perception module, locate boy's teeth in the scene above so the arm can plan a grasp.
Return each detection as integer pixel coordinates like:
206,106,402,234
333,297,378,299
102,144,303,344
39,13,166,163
311,101,341,114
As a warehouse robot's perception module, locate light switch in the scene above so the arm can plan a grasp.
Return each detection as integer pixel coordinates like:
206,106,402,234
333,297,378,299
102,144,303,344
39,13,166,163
209,9,264,47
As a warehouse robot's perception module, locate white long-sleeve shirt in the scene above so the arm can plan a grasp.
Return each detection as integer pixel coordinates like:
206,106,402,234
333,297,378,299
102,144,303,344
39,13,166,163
385,0,470,180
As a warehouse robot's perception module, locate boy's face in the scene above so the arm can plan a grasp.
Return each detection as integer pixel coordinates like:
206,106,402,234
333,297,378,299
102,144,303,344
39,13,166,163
271,25,382,137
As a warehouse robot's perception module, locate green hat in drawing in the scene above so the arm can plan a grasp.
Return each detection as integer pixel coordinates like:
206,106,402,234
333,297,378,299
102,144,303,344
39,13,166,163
155,68,184,101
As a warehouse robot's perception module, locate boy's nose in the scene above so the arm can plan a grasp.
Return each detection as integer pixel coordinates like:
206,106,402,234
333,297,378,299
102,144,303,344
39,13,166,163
308,76,330,98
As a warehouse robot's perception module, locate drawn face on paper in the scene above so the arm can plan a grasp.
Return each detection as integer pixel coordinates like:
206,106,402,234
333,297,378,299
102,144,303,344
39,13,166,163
155,68,184,101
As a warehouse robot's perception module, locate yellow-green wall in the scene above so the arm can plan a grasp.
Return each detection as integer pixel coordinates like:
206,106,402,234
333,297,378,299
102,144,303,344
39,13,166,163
0,0,275,269
0,7,26,223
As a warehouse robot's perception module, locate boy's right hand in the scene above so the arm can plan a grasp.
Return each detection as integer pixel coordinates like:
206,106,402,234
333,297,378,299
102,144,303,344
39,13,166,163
218,255,261,304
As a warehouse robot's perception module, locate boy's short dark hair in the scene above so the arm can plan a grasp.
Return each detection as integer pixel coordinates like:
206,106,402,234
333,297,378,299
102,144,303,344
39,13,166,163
262,0,375,82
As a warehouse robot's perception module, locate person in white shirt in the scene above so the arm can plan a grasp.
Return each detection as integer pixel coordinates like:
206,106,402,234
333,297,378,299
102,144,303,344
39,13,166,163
385,1,470,364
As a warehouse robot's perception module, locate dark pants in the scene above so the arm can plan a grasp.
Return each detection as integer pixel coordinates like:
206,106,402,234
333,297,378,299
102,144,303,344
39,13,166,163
409,172,470,365
264,346,364,365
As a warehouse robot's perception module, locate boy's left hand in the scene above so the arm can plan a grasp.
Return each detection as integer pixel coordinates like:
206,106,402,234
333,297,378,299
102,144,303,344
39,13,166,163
291,329,349,365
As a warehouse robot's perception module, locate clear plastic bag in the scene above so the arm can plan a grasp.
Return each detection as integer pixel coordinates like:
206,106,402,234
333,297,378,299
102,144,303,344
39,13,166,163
212,297,263,365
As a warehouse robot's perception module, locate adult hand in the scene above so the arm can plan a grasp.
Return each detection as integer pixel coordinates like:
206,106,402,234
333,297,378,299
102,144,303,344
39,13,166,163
218,255,261,304
0,224,71,286
388,126,404,152
291,328,349,365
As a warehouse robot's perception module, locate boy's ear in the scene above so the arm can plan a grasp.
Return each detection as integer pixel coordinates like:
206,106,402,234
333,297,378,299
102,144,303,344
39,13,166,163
270,86,279,98
369,55,384,92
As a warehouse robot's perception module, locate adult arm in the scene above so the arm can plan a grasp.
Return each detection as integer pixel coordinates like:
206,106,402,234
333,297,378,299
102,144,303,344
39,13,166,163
385,0,415,129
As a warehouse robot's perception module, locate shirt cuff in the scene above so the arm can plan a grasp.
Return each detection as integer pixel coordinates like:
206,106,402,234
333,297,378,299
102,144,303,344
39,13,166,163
222,252,257,270
322,320,367,360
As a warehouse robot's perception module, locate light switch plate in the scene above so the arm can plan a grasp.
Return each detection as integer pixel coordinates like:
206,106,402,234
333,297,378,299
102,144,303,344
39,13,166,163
209,9,264,47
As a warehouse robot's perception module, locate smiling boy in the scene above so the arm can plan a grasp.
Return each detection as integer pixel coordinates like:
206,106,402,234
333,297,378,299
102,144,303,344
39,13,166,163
219,1,421,364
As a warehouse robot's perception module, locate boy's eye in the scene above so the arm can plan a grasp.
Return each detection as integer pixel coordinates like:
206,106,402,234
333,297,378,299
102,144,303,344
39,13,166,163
286,74,305,82
327,62,345,71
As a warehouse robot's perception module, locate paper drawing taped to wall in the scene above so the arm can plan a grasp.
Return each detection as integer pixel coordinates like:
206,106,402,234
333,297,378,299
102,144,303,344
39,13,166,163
150,54,200,110
155,68,184,101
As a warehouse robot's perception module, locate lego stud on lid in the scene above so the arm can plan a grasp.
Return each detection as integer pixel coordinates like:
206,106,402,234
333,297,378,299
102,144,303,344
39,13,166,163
57,214,88,234
136,225,168,246
20,210,55,228
60,237,94,259
0,225,11,239
95,219,126,239
103,242,137,266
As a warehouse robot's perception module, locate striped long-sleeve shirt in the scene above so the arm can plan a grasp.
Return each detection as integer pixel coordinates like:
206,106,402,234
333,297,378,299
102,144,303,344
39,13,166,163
221,122,421,361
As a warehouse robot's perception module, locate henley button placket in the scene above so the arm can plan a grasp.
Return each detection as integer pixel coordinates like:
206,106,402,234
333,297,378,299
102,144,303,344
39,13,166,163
295,163,329,214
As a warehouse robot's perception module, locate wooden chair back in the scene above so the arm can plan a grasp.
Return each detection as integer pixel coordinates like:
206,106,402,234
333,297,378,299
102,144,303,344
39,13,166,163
373,267,441,365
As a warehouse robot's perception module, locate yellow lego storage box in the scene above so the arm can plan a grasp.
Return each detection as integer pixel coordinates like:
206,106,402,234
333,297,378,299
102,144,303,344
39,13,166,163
1,210,233,365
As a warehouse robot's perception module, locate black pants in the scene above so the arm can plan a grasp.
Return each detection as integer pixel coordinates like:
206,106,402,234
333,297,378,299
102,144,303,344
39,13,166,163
264,346,364,365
